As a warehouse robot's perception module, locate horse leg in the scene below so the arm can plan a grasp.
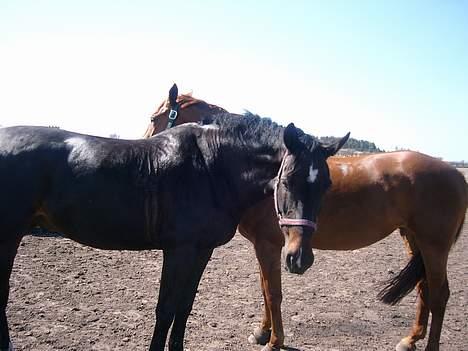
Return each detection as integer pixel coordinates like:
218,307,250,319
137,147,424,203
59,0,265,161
238,198,286,351
398,225,453,351
415,216,461,351
419,249,450,351
148,248,185,351
248,268,272,346
148,247,211,351
253,239,284,351
167,248,213,351
396,229,430,351
0,239,20,351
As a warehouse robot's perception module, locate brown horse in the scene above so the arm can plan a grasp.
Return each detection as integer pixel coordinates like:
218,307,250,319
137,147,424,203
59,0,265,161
144,84,467,351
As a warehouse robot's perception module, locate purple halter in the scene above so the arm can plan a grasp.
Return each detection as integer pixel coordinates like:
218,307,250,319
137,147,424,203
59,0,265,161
274,156,317,230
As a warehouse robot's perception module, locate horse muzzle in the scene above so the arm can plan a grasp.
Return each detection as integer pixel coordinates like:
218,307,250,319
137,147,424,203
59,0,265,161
281,225,315,275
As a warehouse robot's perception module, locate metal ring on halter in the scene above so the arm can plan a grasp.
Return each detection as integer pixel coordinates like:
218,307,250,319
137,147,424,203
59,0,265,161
166,104,180,130
168,109,178,120
274,155,317,230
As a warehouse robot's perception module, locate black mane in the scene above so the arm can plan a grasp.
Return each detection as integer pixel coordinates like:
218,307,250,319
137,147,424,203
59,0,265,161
201,112,320,152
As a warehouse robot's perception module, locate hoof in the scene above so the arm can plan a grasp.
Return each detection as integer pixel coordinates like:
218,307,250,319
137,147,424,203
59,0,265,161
248,326,271,345
396,340,416,351
261,344,281,351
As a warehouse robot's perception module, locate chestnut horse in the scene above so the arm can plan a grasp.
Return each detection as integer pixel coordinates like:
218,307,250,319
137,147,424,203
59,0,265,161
144,84,467,351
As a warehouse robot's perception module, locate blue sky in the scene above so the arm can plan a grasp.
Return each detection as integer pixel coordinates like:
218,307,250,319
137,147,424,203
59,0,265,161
1,1,467,160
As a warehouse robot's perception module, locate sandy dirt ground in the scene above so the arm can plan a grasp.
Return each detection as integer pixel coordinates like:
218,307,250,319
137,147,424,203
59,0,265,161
6,171,468,351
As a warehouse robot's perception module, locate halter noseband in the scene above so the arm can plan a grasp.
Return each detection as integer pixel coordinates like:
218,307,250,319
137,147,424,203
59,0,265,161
274,156,317,230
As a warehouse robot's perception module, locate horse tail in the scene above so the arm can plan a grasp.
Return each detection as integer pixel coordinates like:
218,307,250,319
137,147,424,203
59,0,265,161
378,252,425,305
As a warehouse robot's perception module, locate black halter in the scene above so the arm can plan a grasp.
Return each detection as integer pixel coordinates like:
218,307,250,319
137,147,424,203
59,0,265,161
165,103,180,130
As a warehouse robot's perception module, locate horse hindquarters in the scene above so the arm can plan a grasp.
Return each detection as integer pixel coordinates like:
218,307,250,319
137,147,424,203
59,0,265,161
384,216,465,350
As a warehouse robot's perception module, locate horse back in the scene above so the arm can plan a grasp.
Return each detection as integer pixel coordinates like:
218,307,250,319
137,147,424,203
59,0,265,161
329,151,466,205
0,125,240,250
313,151,466,250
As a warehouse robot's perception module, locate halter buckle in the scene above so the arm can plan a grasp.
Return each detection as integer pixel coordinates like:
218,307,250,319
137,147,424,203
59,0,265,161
168,109,178,120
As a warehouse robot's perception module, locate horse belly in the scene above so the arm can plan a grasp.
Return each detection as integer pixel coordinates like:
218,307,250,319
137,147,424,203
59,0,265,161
311,224,396,250
311,204,402,251
56,217,156,250
42,195,158,250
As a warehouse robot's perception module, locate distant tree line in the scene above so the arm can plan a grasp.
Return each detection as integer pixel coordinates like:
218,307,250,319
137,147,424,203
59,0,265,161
319,136,383,153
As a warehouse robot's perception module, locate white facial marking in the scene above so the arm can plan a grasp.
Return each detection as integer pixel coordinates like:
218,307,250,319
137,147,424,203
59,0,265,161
307,163,319,183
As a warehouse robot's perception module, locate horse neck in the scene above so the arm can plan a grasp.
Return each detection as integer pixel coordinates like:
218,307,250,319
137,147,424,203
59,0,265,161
215,134,285,212
185,103,227,122
205,103,227,115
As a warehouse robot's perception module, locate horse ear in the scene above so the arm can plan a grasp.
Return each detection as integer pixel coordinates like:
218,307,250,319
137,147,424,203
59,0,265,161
323,132,350,157
283,123,301,154
169,83,178,106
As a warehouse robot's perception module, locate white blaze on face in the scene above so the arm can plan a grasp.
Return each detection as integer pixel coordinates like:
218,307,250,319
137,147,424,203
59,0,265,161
307,163,319,183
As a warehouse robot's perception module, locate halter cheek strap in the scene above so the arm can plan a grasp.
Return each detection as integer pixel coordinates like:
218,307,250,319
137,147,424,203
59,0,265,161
165,105,179,130
274,156,317,230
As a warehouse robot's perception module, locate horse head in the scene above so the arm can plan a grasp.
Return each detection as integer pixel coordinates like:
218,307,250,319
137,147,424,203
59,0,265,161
275,124,350,274
142,84,227,138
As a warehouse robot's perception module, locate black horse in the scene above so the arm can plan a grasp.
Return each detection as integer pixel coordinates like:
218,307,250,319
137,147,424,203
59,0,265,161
0,113,347,351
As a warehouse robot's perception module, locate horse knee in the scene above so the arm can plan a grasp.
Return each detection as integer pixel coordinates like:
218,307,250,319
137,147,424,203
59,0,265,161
155,304,176,326
265,291,282,306
442,281,449,300
440,285,450,306
431,284,449,313
176,304,192,320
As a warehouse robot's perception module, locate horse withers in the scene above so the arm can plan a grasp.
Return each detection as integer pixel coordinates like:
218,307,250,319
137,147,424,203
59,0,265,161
0,112,341,351
145,84,467,351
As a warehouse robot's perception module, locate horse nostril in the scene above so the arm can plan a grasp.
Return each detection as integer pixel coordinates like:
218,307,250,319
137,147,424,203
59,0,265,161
288,254,295,268
286,252,299,271
286,253,291,266
285,248,314,274
285,253,291,268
